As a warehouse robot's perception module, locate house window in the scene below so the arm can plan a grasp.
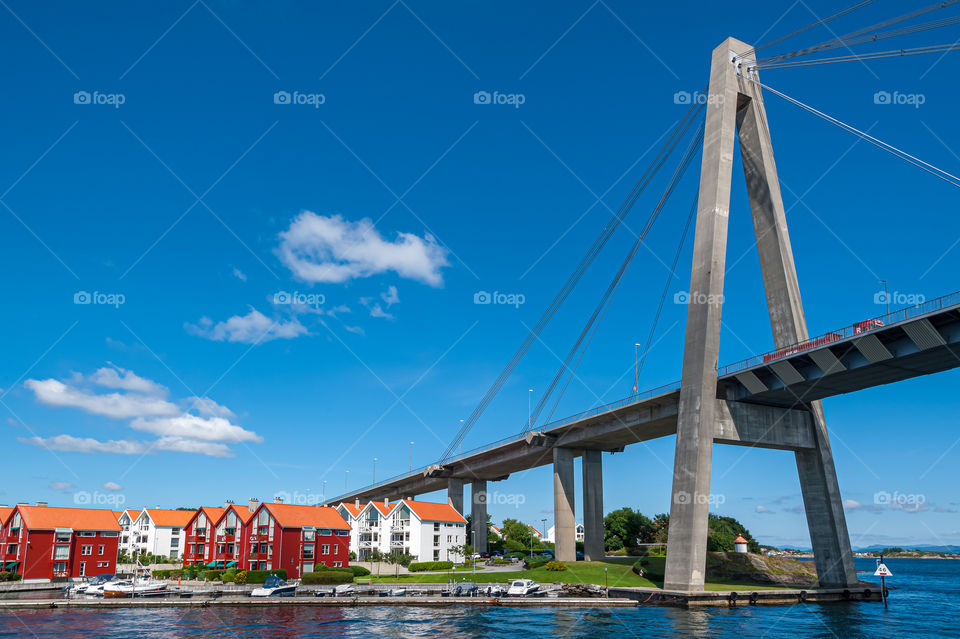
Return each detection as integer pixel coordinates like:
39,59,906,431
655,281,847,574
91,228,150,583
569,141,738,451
98,545,105,555
337,530,349,537
303,544,314,559
447,536,452,543
56,531,71,543
53,561,68,576
53,545,70,560
259,543,269,554
101,532,118,538
433,535,440,547
303,528,315,542
79,531,95,537
333,562,342,568
6,544,15,555
302,562,314,574
433,523,440,532
81,545,93,556
433,550,440,561
79,562,86,576
171,528,181,536
321,544,330,555
319,529,332,536
333,545,338,555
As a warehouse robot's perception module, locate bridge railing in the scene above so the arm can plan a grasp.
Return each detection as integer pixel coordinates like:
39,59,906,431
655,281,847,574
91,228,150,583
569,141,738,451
717,289,960,377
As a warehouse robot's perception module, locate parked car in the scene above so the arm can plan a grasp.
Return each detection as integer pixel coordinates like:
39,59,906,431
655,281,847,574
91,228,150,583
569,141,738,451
479,552,491,559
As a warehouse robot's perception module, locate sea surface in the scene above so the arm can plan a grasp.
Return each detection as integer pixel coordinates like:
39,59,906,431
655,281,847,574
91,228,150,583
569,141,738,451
1,558,956,638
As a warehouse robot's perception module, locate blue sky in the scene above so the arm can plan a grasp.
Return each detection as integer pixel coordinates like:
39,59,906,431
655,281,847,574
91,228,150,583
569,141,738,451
2,0,959,549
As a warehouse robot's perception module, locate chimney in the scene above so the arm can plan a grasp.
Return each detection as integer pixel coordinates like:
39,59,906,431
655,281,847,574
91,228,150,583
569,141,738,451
274,496,284,504
248,498,259,513
16,502,28,506
383,498,389,506
225,500,235,508
36,501,48,507
355,498,360,507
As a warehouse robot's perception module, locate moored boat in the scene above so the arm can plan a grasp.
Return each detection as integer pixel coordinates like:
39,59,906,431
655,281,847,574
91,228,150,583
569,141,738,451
250,576,297,597
506,579,539,597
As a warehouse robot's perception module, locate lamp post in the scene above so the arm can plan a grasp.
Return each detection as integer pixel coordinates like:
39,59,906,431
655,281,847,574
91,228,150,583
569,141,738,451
471,530,476,577
409,441,414,471
541,518,547,555
879,279,891,316
322,480,327,505
528,389,533,431
458,419,464,459
344,469,349,491
373,458,377,484
634,343,641,398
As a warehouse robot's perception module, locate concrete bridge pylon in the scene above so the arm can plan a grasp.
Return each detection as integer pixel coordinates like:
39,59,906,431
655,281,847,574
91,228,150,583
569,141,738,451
663,37,858,592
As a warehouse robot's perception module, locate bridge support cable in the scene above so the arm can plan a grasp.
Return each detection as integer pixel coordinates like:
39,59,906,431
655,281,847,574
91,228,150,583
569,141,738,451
757,0,960,65
750,79,960,190
541,193,698,428
528,126,705,433
751,0,879,56
438,103,705,461
751,41,960,70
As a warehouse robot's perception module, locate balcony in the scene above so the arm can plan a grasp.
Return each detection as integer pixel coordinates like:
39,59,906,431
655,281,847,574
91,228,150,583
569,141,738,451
390,539,405,547
359,540,373,548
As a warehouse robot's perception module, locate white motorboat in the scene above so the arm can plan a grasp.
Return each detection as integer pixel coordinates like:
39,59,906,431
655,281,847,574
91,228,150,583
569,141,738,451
251,576,298,597
506,579,539,597
103,578,168,598
334,583,356,596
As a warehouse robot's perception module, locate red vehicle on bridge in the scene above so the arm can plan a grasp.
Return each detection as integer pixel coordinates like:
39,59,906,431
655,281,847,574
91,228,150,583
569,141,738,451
762,318,885,363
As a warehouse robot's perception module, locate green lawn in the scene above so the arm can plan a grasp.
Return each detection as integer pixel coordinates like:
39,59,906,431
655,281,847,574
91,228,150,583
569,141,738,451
363,557,796,591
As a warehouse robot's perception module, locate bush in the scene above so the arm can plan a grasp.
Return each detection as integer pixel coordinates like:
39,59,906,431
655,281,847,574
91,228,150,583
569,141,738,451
545,561,567,572
201,569,224,582
221,568,238,583
527,560,549,570
301,570,354,585
347,565,370,577
243,569,287,584
0,571,21,582
348,551,357,561
407,561,454,572
235,570,248,584
151,570,183,580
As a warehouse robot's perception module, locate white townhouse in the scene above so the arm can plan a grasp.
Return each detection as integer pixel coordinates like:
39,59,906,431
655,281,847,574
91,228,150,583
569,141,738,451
129,509,193,560
338,498,468,563
115,508,141,558
545,523,584,544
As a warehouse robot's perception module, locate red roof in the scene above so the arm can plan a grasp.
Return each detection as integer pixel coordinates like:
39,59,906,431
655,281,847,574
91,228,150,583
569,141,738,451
261,503,350,529
402,499,466,523
0,507,12,526
17,505,122,531
735,534,747,543
339,502,363,518
226,504,257,526
144,509,195,527
369,501,398,517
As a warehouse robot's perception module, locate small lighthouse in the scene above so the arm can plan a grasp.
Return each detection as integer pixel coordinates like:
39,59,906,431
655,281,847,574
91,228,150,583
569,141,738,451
734,534,748,553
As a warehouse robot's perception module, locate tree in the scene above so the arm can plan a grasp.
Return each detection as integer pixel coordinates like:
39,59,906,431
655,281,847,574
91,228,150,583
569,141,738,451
706,514,760,553
603,507,654,552
501,518,534,548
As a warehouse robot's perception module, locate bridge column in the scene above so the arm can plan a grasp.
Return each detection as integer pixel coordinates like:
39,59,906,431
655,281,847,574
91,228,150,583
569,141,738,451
447,478,464,515
582,449,604,561
471,480,488,554
553,448,576,562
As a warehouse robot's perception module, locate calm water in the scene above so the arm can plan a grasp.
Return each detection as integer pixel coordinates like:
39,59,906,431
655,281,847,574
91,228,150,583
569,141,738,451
1,558,956,638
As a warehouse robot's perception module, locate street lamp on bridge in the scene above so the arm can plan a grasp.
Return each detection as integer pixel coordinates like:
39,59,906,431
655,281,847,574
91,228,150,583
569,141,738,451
409,441,414,471
373,458,377,484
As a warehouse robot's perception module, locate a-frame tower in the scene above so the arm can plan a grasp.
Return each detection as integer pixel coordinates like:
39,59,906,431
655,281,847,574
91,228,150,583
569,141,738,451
663,37,858,591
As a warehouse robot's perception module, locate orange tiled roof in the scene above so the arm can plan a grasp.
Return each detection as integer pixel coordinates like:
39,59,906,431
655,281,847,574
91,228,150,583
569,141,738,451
262,503,350,529
369,501,398,517
0,507,12,525
402,499,467,524
226,504,256,525
17,505,122,531
144,509,194,527
339,502,363,518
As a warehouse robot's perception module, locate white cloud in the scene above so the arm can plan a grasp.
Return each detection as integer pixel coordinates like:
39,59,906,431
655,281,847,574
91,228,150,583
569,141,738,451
130,414,261,443
185,307,307,344
344,325,365,335
90,364,168,397
24,378,179,419
102,481,123,491
277,212,449,286
232,267,247,281
189,397,235,418
368,304,393,319
49,481,74,491
755,505,775,514
381,285,399,307
19,434,233,458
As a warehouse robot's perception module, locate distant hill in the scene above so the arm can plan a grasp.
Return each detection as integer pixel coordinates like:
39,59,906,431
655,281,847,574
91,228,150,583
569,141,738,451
853,544,960,553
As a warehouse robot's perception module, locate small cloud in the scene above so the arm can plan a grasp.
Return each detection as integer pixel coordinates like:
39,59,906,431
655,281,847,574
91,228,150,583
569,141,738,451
49,481,74,492
188,397,235,418
368,304,393,319
935,506,959,513
186,307,308,344
232,267,247,282
344,325,365,335
381,285,399,307
755,506,775,514
102,481,123,491
90,363,168,397
772,495,795,505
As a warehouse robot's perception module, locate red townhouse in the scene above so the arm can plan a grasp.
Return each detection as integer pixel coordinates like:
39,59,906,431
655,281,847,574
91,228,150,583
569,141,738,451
246,501,351,578
0,503,120,583
0,506,13,572
181,506,225,567
207,500,258,569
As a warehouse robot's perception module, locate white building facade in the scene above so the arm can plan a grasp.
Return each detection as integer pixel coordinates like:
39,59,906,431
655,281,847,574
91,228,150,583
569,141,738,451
338,499,467,563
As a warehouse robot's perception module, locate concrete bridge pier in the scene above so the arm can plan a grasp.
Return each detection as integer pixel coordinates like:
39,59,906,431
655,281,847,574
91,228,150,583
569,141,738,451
553,448,576,562
471,480,488,554
582,449,604,561
447,478,464,514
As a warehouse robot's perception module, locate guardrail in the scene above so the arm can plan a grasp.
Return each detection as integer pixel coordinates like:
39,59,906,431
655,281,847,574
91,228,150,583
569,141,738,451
717,289,960,377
